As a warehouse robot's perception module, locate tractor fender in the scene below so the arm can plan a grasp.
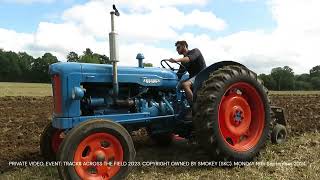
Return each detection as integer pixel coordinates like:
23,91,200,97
193,61,246,97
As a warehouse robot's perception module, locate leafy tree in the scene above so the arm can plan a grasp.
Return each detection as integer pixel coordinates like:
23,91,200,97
143,63,153,67
310,65,320,90
0,50,60,82
77,48,111,64
83,48,93,56
0,53,11,81
78,48,100,64
294,81,313,90
270,66,295,90
0,51,22,81
31,53,58,82
295,73,310,82
67,52,79,62
310,65,320,77
258,74,276,90
79,54,100,64
98,54,111,64
17,52,34,81
310,76,320,90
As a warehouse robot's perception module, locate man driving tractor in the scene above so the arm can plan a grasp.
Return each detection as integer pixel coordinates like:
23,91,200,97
169,40,207,105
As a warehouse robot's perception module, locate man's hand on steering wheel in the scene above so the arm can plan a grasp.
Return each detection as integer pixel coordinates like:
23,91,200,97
168,58,176,63
160,59,186,73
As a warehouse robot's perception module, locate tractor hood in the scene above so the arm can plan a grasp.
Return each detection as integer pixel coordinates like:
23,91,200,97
49,62,179,88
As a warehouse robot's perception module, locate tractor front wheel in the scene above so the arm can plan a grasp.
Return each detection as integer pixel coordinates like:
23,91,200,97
193,65,270,161
40,122,64,161
57,119,135,180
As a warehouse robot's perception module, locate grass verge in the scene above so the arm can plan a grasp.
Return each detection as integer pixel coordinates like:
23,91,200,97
0,82,51,97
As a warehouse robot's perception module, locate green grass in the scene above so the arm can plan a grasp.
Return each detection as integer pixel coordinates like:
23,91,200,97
1,82,319,97
0,166,59,180
0,82,52,97
269,91,320,95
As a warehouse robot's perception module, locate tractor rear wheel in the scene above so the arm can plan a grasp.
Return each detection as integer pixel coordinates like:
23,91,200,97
40,122,64,161
57,119,135,180
193,65,270,161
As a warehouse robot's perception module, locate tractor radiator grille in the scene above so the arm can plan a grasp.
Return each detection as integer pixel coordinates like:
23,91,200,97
52,74,62,115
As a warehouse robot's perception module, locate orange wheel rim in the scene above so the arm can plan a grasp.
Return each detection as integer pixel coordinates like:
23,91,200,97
218,82,265,152
74,133,123,179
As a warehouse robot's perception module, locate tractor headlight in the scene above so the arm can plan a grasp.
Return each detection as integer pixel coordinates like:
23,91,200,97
72,87,84,100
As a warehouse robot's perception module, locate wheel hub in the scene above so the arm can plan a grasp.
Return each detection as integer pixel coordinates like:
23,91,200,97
232,108,244,126
224,95,251,136
95,150,106,162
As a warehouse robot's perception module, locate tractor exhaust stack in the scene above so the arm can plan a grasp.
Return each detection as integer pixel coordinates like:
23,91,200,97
109,5,120,97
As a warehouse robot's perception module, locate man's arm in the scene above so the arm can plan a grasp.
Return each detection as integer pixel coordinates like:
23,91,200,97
177,65,186,74
169,56,190,63
169,48,201,63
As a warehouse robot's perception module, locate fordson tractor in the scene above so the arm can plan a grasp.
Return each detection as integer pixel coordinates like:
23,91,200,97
40,5,287,180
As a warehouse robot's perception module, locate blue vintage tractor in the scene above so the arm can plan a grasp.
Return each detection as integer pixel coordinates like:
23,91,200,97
40,5,287,180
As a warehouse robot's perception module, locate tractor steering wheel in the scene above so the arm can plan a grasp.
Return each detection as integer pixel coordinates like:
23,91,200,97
160,59,186,72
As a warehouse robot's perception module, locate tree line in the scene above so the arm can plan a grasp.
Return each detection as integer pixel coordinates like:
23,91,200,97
0,49,58,83
0,48,152,83
0,48,319,90
258,65,320,90
0,48,111,83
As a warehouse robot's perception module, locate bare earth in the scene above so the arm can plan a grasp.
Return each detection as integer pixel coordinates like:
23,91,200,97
0,94,319,179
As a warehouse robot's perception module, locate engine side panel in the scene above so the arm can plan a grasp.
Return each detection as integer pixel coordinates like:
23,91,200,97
48,62,180,118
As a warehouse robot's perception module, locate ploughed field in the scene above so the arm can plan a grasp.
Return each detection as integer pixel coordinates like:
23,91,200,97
0,87,319,179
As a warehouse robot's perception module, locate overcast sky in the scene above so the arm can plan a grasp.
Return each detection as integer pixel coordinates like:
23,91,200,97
0,0,319,74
